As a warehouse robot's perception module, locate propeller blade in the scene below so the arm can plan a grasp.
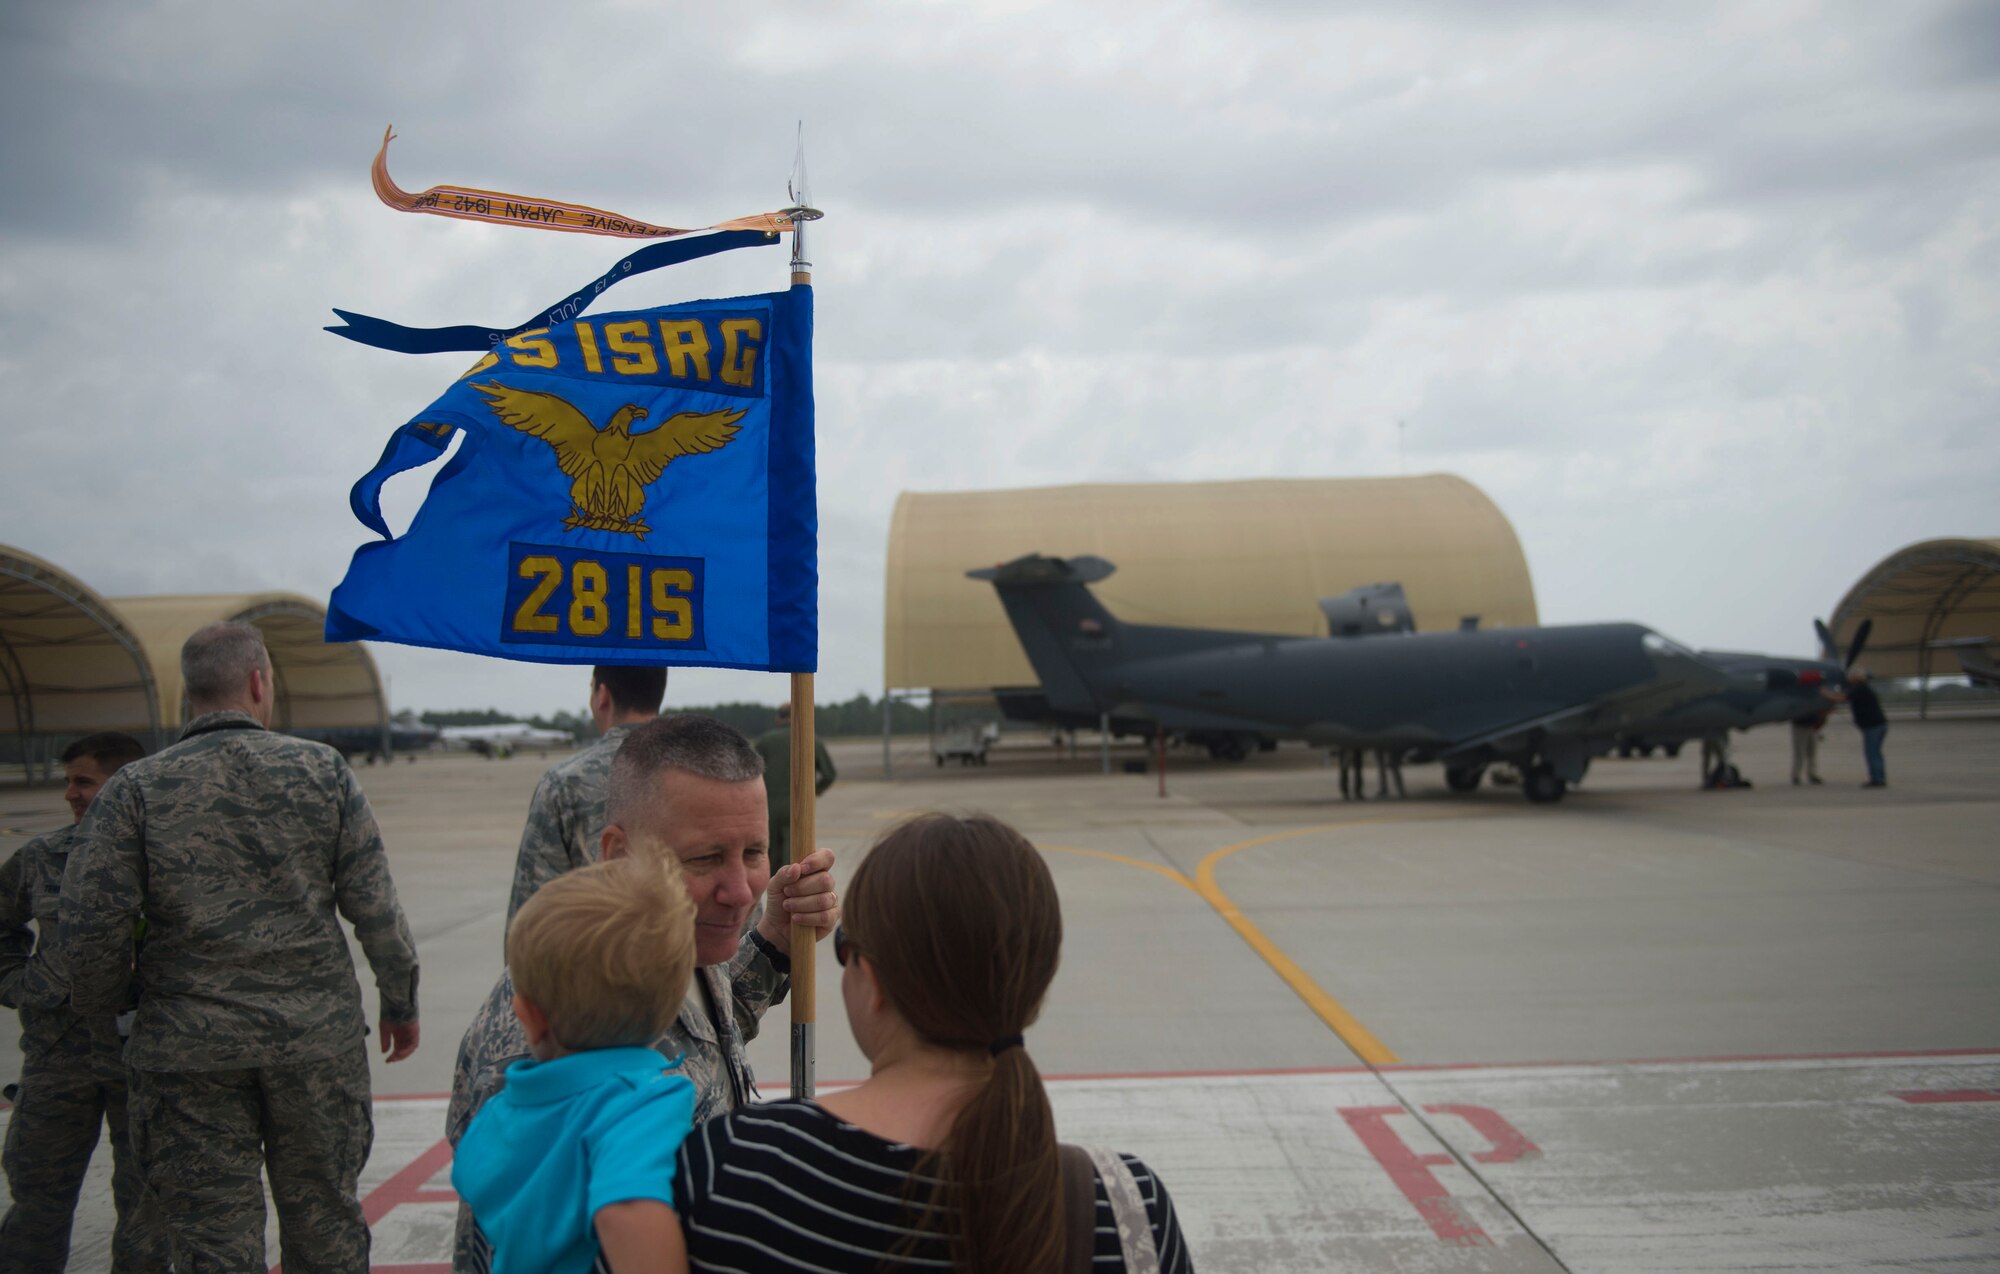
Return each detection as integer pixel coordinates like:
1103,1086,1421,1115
1845,618,1872,670
1814,619,1837,662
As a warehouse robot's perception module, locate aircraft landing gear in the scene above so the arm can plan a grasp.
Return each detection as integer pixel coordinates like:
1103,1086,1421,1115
1445,764,1485,793
1524,764,1567,803
1203,734,1252,762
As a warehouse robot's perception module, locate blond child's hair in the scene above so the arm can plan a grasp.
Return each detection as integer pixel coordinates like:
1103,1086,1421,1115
507,854,696,1051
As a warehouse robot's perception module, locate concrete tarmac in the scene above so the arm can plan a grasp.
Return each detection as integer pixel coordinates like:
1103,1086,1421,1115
5,712,1997,1270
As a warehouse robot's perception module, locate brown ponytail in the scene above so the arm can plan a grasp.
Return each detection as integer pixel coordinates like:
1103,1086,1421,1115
844,814,1066,1274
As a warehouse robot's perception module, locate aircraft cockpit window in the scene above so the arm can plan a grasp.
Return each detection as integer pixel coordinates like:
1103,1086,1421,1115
1642,631,1697,659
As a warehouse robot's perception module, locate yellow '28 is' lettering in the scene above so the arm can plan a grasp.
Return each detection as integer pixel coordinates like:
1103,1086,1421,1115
651,569,694,640
508,549,703,648
513,557,563,633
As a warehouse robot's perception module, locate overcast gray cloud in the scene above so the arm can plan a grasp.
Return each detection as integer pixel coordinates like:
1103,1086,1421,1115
2,0,1996,718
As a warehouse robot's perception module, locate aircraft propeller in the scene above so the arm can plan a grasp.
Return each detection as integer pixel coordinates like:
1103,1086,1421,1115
1814,617,1872,670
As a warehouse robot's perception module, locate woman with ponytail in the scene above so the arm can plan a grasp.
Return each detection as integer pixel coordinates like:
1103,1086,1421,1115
672,813,1192,1272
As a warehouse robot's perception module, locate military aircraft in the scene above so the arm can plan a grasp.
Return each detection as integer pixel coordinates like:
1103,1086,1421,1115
1927,636,2000,689
439,720,575,757
970,553,1868,802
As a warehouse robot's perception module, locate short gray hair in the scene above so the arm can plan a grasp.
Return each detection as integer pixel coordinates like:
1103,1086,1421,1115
606,714,763,828
181,621,272,709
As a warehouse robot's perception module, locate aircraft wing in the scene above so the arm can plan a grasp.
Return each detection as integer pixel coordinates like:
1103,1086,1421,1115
1438,702,1603,758
1440,664,1725,758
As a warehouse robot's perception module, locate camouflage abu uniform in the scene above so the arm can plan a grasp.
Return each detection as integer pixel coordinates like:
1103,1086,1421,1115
751,723,836,871
1,824,170,1273
502,723,638,948
60,711,420,1274
446,935,787,1273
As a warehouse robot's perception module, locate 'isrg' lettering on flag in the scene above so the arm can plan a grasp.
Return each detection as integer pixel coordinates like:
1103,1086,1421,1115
502,542,705,651
461,310,767,399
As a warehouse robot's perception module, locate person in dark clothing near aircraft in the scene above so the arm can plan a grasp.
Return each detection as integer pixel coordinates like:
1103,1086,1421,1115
1830,668,1889,787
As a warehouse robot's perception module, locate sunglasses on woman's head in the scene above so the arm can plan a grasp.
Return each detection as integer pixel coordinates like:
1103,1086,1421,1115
834,924,857,967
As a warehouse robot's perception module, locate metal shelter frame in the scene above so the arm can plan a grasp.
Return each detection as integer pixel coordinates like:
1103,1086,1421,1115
234,598,393,755
1829,538,2000,718
1,548,165,779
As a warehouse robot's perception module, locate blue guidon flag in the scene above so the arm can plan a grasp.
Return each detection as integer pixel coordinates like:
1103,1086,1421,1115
327,286,816,671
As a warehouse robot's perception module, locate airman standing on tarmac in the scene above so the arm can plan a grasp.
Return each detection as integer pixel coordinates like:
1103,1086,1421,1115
59,621,421,1273
752,701,836,871
0,731,170,1273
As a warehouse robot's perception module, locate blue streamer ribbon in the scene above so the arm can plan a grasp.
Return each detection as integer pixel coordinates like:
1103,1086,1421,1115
325,229,779,354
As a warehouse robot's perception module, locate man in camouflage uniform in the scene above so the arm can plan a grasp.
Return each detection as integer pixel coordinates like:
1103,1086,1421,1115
1,731,170,1273
448,714,839,1273
60,622,421,1273
503,665,667,948
751,701,836,871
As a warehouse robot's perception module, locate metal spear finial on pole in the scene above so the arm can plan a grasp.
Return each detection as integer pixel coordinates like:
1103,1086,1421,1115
783,122,821,286
785,123,823,1101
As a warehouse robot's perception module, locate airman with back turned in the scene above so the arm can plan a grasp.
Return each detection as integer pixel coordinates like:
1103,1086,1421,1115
59,621,421,1273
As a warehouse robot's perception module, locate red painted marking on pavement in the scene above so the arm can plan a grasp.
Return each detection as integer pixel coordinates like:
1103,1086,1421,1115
1339,1106,1490,1247
362,1138,458,1226
1423,1104,1540,1164
1896,1089,2000,1103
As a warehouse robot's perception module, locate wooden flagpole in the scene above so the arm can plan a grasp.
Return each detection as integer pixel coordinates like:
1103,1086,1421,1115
788,667,816,1099
787,186,820,1101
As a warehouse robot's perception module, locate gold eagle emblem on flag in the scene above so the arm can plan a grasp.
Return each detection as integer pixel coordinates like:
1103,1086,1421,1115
475,381,744,537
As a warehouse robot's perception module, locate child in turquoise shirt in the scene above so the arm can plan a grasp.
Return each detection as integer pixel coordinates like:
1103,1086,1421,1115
454,854,698,1274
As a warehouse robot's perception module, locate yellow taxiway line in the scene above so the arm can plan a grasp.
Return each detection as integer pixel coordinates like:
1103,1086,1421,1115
1048,811,1486,1067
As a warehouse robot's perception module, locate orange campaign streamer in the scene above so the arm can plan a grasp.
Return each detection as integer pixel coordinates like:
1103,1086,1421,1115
370,127,795,239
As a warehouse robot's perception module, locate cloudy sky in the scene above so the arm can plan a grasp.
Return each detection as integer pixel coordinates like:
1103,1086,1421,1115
4,0,1996,718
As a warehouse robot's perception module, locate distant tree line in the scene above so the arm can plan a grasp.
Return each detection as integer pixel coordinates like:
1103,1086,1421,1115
421,694,942,741
685,695,947,739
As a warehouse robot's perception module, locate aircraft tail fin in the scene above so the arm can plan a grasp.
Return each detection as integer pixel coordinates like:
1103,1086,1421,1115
968,554,1124,716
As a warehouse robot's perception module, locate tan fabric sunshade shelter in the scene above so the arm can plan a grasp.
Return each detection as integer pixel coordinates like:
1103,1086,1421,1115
5,548,389,776
113,594,389,731
1829,538,2000,682
1,544,164,748
885,475,1537,693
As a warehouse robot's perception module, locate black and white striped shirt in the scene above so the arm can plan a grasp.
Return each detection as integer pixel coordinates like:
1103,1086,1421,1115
673,1100,1193,1272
